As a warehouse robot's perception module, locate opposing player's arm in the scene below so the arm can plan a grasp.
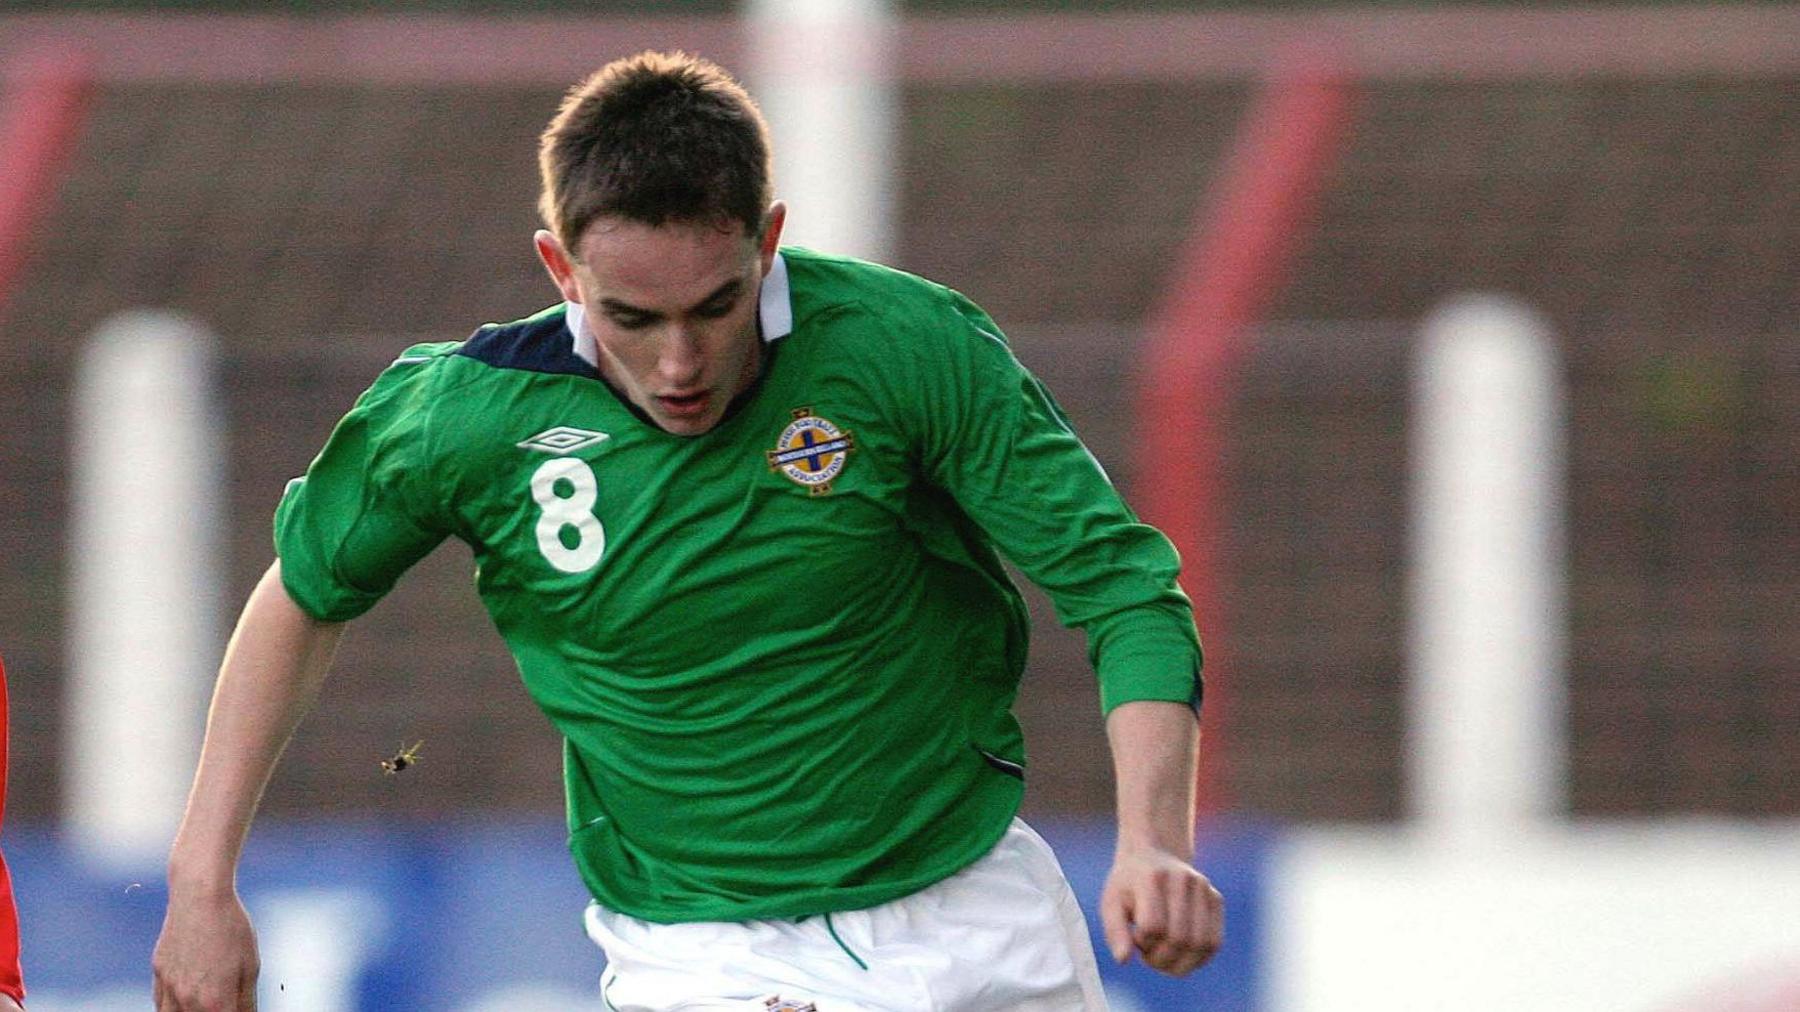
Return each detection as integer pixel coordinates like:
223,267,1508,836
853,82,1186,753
1099,700,1224,976
153,561,345,1012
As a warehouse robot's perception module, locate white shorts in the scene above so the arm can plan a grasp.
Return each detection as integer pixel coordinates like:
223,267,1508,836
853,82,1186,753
585,818,1108,1011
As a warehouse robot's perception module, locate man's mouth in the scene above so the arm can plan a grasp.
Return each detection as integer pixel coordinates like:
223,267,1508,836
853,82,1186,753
656,391,710,417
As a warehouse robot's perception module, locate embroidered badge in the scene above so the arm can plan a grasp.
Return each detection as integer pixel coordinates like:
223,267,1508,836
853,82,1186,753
766,407,854,496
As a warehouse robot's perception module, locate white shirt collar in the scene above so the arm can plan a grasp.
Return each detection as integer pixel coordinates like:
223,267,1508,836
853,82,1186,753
758,251,794,343
567,251,793,367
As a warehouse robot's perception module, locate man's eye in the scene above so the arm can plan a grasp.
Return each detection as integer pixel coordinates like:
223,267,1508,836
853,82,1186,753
695,301,734,319
610,315,654,330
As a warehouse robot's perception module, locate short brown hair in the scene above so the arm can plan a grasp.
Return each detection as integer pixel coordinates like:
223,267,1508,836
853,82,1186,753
538,51,773,251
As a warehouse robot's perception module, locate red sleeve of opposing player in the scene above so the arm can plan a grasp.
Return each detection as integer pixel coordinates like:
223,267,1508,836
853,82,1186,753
0,854,19,1004
0,657,24,1004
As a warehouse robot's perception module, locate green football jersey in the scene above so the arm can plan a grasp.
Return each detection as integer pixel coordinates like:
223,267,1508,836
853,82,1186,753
275,248,1201,923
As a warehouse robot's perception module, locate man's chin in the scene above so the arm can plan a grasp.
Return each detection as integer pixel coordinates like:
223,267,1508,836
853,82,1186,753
659,417,721,436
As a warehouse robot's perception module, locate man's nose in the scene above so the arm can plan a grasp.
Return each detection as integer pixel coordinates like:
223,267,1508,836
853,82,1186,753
659,326,704,385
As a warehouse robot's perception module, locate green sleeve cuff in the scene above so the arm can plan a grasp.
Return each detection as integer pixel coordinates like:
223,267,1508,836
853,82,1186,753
1094,618,1203,716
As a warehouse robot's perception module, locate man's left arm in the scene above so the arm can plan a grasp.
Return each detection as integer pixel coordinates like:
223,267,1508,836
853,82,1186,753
903,294,1221,975
1101,700,1225,975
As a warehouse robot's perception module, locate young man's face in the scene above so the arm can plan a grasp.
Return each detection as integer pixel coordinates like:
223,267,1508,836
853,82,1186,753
536,205,785,436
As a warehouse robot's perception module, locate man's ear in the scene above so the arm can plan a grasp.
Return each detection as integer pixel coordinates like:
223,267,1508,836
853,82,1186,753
534,230,582,304
758,202,787,272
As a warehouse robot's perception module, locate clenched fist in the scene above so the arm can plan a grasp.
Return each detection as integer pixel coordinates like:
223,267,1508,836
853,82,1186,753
1100,845,1225,976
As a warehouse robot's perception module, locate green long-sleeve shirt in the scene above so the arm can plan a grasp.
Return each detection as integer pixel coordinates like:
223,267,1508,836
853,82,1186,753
275,247,1200,922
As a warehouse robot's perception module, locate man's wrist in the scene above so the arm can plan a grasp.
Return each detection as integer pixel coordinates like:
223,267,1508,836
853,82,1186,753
166,852,239,900
1114,828,1193,860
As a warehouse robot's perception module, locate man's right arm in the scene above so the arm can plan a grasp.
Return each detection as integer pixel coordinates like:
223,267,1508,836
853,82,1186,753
152,560,345,1012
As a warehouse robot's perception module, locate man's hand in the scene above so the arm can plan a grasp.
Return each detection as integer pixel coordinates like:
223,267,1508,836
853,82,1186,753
152,888,259,1011
1101,699,1223,976
1100,844,1224,976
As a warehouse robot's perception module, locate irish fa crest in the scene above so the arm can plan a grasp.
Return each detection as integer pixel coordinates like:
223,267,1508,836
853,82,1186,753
767,407,854,496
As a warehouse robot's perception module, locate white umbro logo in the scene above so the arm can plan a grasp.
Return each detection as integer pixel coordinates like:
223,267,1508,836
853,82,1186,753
517,426,610,455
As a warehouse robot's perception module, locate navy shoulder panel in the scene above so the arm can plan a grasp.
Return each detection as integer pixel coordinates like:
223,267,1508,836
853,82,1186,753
456,306,598,378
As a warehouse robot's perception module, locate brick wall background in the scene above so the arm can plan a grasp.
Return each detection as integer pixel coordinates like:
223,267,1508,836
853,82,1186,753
2,75,1794,825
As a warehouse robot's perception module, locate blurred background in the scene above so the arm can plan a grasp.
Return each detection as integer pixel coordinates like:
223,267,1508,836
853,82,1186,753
0,0,1796,1009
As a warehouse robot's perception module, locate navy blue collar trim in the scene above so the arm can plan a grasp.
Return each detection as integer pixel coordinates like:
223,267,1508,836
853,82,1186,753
456,308,598,378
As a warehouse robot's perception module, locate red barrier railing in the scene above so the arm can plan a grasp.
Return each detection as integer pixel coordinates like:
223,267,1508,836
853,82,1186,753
1133,52,1356,818
0,48,93,323
4,9,1798,84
